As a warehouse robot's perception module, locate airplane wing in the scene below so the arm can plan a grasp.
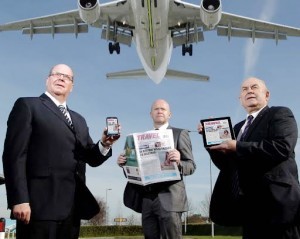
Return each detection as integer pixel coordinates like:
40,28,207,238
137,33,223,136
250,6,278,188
0,10,87,38
170,0,300,47
0,0,134,45
106,68,209,82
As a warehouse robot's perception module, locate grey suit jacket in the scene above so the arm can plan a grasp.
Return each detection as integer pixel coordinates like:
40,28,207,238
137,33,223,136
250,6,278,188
123,126,196,213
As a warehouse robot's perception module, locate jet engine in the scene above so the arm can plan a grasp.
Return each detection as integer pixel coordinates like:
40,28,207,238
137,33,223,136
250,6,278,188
78,0,100,24
200,0,222,29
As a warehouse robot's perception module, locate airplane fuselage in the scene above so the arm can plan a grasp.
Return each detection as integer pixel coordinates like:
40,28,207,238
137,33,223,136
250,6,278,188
1,0,299,83
131,0,172,84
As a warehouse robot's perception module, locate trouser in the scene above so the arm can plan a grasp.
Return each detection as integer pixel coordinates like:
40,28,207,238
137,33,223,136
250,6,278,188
142,197,183,239
243,223,300,239
16,208,78,239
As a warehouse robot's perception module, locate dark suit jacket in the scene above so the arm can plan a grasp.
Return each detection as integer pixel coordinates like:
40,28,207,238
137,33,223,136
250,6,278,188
2,94,111,220
209,106,300,226
123,126,196,213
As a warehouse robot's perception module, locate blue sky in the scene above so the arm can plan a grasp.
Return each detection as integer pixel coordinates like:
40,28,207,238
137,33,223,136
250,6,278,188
1,0,300,224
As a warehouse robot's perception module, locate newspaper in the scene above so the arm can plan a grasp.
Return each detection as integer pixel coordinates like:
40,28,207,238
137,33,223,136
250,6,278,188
123,129,181,186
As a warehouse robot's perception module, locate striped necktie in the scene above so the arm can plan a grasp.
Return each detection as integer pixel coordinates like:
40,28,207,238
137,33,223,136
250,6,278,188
58,105,73,128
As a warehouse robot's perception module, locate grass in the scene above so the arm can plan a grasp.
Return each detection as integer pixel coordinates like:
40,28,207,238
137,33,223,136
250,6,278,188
82,236,242,239
183,237,241,239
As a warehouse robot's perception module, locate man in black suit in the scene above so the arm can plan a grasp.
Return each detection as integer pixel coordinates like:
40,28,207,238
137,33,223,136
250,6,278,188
2,64,120,239
199,77,300,238
117,99,196,239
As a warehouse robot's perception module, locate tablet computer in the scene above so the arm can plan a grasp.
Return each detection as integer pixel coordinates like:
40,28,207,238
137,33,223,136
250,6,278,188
200,117,235,147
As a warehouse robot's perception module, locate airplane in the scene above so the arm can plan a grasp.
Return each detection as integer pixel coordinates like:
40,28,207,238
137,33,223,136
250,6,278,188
1,0,300,84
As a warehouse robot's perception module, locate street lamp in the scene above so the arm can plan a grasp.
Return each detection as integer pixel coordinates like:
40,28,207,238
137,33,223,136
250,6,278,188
105,188,112,225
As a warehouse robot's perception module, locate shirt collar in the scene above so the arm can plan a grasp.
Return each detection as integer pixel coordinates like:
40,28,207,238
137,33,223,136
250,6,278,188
45,91,67,108
247,105,267,121
154,122,169,130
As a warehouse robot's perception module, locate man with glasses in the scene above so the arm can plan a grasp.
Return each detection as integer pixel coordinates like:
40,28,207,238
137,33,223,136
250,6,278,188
2,64,120,239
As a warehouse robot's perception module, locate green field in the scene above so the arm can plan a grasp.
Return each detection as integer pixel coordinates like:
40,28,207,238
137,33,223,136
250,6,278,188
81,236,242,239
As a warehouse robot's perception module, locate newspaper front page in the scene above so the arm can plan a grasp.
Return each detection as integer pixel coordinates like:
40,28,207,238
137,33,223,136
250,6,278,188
123,129,181,186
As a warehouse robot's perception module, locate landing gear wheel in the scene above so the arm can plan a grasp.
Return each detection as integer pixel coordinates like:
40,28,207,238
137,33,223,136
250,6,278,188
108,42,121,54
182,44,186,56
182,44,193,56
116,42,120,54
188,44,193,56
109,42,114,54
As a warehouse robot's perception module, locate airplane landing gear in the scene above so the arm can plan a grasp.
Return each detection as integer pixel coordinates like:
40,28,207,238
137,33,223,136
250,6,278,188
108,42,120,54
182,44,193,56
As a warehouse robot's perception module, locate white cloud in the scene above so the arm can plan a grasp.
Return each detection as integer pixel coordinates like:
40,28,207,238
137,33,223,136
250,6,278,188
243,0,278,78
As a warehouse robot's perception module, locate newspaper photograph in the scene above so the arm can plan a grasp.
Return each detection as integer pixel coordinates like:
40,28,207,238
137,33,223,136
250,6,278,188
123,129,181,186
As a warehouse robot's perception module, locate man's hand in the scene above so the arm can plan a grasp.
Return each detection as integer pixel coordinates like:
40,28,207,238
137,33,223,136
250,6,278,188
197,123,203,135
13,203,31,224
208,140,237,154
101,124,121,148
117,153,127,167
167,149,181,165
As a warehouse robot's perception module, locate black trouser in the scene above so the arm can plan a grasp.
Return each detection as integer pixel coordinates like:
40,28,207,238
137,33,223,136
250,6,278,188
243,223,300,239
16,208,78,239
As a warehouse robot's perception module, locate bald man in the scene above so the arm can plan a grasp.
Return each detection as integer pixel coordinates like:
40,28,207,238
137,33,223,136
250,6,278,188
200,77,300,239
118,99,196,239
2,64,120,239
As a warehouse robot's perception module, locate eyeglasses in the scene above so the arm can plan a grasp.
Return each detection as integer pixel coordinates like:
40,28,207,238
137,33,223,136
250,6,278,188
49,72,73,82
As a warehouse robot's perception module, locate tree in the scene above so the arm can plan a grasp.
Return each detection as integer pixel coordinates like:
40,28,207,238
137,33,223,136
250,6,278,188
88,197,107,225
199,193,211,218
184,198,195,223
187,214,204,224
126,213,140,225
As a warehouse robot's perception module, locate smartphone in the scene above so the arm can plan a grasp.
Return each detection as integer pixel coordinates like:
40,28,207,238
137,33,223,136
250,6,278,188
106,117,119,136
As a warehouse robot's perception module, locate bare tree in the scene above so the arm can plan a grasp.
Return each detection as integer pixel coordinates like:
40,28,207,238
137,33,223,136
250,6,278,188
183,198,196,225
187,198,195,215
186,198,195,220
127,213,138,225
88,197,107,225
199,193,211,218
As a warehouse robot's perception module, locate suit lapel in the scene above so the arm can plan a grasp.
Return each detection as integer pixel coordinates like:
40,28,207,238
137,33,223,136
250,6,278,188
40,94,75,132
243,106,269,141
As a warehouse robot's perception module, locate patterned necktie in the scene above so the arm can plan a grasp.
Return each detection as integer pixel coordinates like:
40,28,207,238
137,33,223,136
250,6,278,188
231,115,253,199
240,115,254,141
58,105,73,128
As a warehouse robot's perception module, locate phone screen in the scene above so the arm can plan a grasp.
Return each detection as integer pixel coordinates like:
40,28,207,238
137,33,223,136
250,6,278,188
106,117,119,136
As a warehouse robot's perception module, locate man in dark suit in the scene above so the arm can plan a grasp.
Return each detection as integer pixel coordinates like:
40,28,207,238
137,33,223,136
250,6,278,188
117,99,196,239
2,64,120,239
199,77,300,238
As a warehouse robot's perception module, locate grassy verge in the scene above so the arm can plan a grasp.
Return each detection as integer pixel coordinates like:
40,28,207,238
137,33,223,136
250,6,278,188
82,236,242,239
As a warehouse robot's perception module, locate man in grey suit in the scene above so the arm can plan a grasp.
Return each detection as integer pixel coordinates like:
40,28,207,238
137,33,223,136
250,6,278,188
199,77,300,238
117,99,196,239
2,64,120,239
